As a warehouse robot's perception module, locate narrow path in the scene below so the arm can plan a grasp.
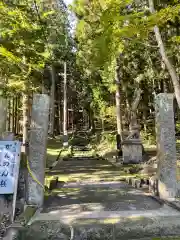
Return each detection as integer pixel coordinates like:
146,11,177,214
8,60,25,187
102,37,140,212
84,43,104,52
43,157,161,214
22,156,180,239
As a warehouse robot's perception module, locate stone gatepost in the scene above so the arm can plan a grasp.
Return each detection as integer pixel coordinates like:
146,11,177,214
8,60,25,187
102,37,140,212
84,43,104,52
155,93,177,200
27,94,50,206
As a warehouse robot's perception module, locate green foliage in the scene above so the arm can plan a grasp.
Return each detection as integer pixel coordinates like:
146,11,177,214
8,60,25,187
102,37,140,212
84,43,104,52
73,0,180,71
71,0,180,139
0,0,72,94
101,131,116,145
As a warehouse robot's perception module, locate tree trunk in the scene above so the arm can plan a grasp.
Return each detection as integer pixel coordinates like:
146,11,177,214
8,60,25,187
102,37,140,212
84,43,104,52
115,63,123,138
49,66,55,137
0,98,7,136
89,107,95,133
12,97,15,133
10,98,13,132
63,62,68,146
54,88,60,136
72,110,74,132
58,86,62,134
42,69,48,94
102,118,105,132
130,88,142,128
126,88,142,140
22,93,30,145
14,96,18,135
149,0,180,108
7,98,11,132
143,110,147,135
17,95,21,135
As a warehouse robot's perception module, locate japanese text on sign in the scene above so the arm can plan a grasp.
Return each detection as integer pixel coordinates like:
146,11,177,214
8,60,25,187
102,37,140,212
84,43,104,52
0,141,21,194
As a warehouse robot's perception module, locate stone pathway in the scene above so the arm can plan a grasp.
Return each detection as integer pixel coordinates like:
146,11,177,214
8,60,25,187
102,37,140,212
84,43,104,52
16,157,180,239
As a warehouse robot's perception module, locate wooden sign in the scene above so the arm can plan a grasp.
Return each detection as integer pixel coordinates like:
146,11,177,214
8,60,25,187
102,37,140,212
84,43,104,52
0,141,21,194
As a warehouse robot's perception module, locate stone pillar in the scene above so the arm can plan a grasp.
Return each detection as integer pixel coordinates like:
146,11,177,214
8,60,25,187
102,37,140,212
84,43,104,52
155,93,177,200
27,94,50,206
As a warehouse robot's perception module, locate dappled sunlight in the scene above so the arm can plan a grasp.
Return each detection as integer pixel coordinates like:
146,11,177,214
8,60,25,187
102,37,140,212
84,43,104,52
47,148,59,155
42,137,176,239
100,218,121,224
44,208,165,225
43,181,162,214
45,156,130,184
128,189,146,195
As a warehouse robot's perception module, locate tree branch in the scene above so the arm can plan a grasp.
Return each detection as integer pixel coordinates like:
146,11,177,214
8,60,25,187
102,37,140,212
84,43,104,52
148,0,180,108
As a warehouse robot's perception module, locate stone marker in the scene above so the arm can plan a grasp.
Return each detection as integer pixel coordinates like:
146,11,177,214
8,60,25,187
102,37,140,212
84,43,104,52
27,94,50,207
155,93,177,200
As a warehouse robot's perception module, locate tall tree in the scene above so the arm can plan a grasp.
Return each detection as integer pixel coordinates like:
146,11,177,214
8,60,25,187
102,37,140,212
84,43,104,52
72,0,180,136
149,0,180,108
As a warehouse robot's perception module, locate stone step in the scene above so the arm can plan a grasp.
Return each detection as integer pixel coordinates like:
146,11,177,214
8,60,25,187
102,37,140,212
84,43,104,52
63,156,98,161
72,146,92,151
62,181,126,188
43,183,162,213
24,206,180,239
31,204,180,223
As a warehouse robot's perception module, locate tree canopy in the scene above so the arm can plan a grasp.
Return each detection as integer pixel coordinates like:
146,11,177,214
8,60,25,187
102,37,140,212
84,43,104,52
0,0,72,94
1,0,180,141
70,0,180,135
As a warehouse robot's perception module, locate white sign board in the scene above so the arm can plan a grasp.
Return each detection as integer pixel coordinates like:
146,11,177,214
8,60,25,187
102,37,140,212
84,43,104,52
0,141,21,194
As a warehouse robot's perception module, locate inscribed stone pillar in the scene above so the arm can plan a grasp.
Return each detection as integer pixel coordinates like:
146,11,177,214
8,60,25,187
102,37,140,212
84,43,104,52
27,94,50,206
155,93,177,200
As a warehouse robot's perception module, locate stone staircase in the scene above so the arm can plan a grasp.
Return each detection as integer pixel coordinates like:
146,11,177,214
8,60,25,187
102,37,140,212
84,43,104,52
10,156,180,239
28,183,180,239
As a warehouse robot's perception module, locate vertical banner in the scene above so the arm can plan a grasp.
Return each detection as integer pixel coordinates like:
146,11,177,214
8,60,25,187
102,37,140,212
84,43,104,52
0,141,21,194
